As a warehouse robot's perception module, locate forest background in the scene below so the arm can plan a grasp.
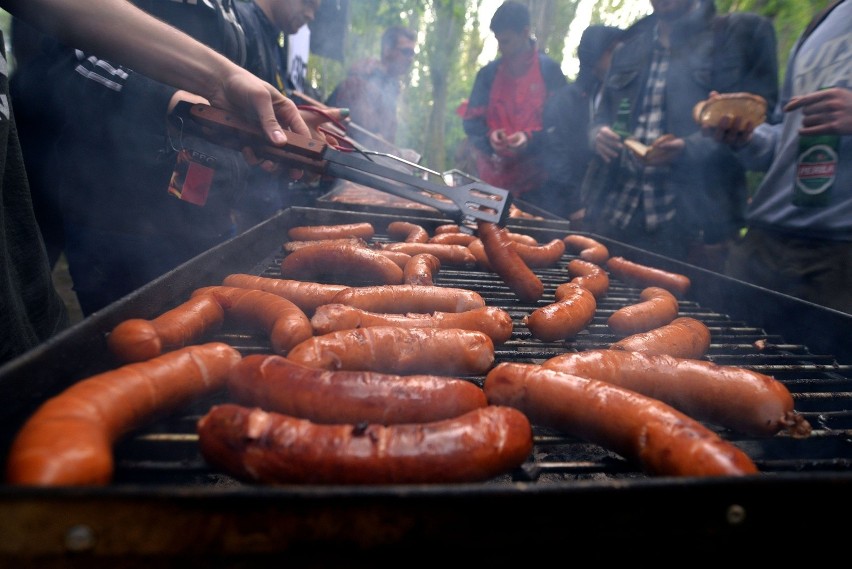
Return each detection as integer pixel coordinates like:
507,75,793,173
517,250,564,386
305,0,835,173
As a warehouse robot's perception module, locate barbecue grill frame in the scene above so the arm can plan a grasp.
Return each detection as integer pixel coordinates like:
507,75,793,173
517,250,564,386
1,205,851,562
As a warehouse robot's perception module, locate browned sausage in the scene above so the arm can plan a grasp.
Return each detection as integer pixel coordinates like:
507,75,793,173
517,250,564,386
228,354,487,424
606,256,691,297
286,326,495,376
542,349,812,437
483,362,758,477
7,343,241,486
466,237,492,271
221,274,348,316
524,283,596,342
107,294,225,363
565,259,610,299
287,222,375,241
610,316,711,359
512,239,566,268
506,232,538,246
310,304,514,345
330,284,485,313
433,224,460,234
477,221,543,303
374,249,413,269
403,253,441,285
280,242,404,285
387,221,430,243
607,286,679,337
192,286,312,355
428,232,477,246
562,234,610,265
196,403,533,484
381,242,477,267
282,237,367,253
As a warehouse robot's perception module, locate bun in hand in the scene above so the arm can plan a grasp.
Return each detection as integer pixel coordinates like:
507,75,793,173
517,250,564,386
693,93,767,128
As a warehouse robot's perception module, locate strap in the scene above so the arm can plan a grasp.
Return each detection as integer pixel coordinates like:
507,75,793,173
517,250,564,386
794,0,845,55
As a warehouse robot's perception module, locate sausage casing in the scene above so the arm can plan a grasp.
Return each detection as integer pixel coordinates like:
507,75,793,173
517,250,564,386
524,283,596,342
610,316,711,359
330,284,485,313
606,256,691,297
607,286,679,337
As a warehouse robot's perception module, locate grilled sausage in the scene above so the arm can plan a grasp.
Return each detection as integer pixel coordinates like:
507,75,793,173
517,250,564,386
429,232,477,246
228,354,487,424
374,249,413,269
310,304,514,345
192,286,312,355
524,283,597,342
607,286,679,337
506,232,538,246
282,237,367,253
387,221,430,243
287,222,375,241
563,234,610,265
330,284,486,313
433,224,461,234
606,256,691,297
221,274,348,316
107,294,225,363
483,363,758,477
610,316,712,359
280,242,404,285
403,253,441,286
542,349,812,437
6,343,241,486
467,237,492,271
477,221,544,303
566,259,610,299
286,326,495,376
381,242,477,267
196,403,533,484
512,239,566,268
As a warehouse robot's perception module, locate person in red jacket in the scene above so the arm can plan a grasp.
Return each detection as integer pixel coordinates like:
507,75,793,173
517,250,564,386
462,1,567,204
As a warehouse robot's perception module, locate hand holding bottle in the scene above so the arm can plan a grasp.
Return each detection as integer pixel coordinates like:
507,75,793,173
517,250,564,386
786,86,852,137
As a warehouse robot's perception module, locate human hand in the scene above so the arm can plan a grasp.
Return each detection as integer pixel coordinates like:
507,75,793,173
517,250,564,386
489,129,509,154
785,86,852,137
594,126,624,163
699,92,759,147
642,134,684,166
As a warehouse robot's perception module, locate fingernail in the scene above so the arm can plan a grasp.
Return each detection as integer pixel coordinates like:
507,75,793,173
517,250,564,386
338,108,350,118
272,130,286,144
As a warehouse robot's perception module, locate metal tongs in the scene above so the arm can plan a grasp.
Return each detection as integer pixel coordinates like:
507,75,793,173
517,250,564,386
169,102,512,227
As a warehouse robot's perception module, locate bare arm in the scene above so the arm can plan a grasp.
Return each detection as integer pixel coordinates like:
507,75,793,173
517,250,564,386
4,0,309,144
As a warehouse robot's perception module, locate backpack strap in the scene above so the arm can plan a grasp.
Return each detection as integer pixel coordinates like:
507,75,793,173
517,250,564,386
794,0,845,55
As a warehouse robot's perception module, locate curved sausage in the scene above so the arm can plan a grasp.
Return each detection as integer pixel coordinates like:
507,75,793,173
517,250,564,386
606,256,691,297
330,284,485,313
467,238,492,271
374,249,413,269
506,232,538,246
310,304,514,345
428,232,477,246
610,316,712,359
387,221,430,243
280,242,404,286
192,286,312,355
524,283,596,342
381,242,476,267
107,294,225,363
221,274,348,316
476,221,543,303
6,343,241,486
562,234,610,265
542,349,812,438
566,259,610,299
512,239,566,268
287,222,375,241
483,363,758,477
228,354,487,424
196,403,533,484
403,253,441,286
286,326,495,376
607,286,679,337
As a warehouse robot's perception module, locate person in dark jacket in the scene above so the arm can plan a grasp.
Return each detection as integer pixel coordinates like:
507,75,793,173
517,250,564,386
580,0,778,270
462,1,567,202
540,24,624,223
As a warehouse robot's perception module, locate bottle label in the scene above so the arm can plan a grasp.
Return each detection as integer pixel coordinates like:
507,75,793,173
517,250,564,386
795,144,838,196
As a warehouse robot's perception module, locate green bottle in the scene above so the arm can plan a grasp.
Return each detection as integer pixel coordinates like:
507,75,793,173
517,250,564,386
793,88,839,207
612,98,631,139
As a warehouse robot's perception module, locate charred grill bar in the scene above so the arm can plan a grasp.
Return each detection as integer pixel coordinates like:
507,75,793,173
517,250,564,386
0,205,851,563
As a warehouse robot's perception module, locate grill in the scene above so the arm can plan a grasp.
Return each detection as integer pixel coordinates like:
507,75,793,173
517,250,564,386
1,205,851,564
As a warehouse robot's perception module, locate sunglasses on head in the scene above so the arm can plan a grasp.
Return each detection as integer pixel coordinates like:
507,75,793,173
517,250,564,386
396,47,416,57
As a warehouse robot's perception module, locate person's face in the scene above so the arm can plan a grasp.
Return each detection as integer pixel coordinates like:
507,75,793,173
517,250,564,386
268,0,321,36
650,0,697,21
384,36,416,77
494,27,530,58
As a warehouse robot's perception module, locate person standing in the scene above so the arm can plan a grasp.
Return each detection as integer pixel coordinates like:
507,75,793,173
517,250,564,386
462,1,567,204
706,0,852,313
0,0,308,366
325,25,417,148
540,24,624,223
580,0,778,271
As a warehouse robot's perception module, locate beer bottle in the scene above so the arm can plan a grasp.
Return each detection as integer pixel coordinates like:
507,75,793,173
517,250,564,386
612,98,631,139
793,88,839,207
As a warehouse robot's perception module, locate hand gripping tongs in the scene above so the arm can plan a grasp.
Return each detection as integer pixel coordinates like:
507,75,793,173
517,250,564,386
169,102,512,227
